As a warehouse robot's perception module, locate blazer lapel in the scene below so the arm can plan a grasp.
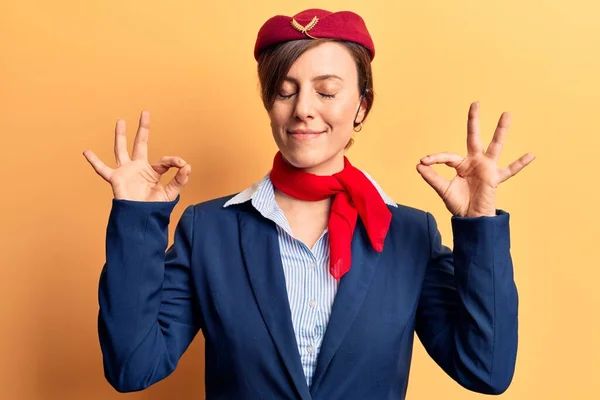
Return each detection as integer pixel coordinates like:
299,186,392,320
238,210,311,400
310,220,382,393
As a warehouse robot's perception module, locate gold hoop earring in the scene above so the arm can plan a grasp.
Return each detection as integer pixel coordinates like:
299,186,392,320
353,122,363,133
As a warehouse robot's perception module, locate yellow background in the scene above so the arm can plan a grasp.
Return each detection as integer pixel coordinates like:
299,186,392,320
1,0,598,399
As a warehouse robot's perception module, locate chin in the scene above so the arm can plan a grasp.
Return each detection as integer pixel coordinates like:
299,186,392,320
280,147,344,175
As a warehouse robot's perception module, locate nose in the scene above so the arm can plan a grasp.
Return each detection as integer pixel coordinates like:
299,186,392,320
292,88,316,122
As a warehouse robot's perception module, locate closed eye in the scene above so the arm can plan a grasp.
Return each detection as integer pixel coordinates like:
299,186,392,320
276,92,336,99
319,93,336,99
277,93,295,99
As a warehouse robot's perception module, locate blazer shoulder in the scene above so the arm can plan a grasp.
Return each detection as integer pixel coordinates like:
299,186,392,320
389,202,430,226
386,203,436,251
187,192,255,216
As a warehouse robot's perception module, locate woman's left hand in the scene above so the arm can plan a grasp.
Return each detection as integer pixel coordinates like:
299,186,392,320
416,101,535,217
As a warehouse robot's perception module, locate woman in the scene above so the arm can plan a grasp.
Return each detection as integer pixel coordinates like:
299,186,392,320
83,8,535,399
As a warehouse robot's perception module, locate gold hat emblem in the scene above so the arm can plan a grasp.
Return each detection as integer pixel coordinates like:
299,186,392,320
291,16,319,39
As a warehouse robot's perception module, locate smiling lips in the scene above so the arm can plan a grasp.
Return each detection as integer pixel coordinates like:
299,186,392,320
288,129,325,139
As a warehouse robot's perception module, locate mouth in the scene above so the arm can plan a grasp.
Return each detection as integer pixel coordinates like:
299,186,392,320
287,129,326,140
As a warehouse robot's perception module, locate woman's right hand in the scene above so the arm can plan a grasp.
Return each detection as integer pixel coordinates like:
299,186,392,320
83,110,191,202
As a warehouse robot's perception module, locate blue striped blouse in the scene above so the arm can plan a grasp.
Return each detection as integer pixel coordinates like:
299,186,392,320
223,171,397,387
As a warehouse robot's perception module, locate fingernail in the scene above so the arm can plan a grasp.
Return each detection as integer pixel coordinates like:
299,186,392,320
179,159,186,165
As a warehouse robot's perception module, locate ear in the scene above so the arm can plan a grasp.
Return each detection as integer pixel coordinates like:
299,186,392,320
355,95,368,124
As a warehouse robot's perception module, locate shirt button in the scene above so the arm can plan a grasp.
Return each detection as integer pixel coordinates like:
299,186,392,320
309,300,317,308
307,345,314,354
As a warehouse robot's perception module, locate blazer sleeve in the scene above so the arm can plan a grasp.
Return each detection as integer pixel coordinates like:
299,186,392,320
97,196,202,392
415,210,518,395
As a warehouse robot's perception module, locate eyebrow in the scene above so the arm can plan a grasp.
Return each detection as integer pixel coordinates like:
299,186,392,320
283,74,344,84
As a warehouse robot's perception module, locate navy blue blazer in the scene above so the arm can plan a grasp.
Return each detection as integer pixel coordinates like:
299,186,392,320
98,194,518,399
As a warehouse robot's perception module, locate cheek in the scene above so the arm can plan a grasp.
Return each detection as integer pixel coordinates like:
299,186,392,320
268,105,290,128
323,101,359,127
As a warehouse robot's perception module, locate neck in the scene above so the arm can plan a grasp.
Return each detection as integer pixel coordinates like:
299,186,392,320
300,151,345,176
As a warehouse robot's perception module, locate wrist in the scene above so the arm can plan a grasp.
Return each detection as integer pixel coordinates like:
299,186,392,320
464,210,496,218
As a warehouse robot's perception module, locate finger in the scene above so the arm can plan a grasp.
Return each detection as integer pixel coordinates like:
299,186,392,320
467,101,484,155
114,119,130,166
499,152,536,183
132,110,150,161
83,150,113,181
416,163,450,199
420,152,464,168
165,163,192,195
150,156,187,175
486,112,510,161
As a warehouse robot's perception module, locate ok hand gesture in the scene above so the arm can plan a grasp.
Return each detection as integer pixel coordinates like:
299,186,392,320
416,102,535,217
83,111,191,202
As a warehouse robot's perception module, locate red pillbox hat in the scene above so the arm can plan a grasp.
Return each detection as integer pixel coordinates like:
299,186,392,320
254,8,375,61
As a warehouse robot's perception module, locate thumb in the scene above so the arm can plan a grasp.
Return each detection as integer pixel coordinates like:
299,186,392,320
165,164,191,196
416,163,449,199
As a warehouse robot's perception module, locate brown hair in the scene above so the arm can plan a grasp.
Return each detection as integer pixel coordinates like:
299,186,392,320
256,39,374,148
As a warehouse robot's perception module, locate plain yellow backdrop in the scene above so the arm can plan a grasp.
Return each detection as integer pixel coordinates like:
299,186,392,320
1,0,598,399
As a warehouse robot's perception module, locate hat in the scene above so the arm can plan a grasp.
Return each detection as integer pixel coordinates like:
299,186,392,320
254,8,375,61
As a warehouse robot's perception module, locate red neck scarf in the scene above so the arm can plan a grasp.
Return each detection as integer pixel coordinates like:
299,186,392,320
269,151,392,279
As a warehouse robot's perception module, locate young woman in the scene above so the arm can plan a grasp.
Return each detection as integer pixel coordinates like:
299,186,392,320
83,8,535,399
